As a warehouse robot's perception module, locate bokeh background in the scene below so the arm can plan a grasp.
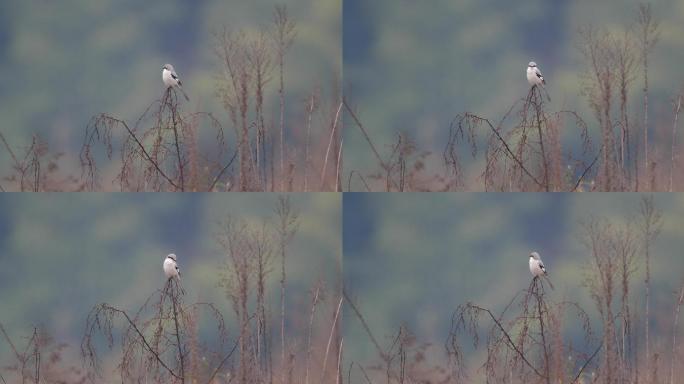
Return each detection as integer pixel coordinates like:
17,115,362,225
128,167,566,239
0,0,340,186
343,193,684,375
343,0,684,190
0,193,341,373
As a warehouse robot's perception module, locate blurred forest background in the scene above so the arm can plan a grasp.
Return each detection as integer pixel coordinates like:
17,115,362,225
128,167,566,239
0,0,341,191
344,0,684,191
0,194,341,382
343,193,684,383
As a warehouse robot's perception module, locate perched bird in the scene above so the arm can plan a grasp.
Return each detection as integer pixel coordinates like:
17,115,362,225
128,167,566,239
529,251,547,276
529,251,554,289
526,61,551,101
163,253,181,280
162,63,190,101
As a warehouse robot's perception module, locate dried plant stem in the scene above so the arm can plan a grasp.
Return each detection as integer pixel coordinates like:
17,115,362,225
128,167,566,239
533,279,551,383
533,88,550,191
336,339,344,384
670,284,684,384
669,94,681,192
169,94,185,191
343,99,387,171
304,285,322,384
303,92,315,191
571,343,603,384
342,290,387,361
170,281,185,383
321,296,344,384
638,3,660,187
87,304,182,379
335,138,343,192
205,337,240,384
321,101,343,189
469,303,545,378
273,5,296,192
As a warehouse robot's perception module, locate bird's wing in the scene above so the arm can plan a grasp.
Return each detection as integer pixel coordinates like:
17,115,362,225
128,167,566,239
535,68,544,79
539,260,546,270
173,73,183,87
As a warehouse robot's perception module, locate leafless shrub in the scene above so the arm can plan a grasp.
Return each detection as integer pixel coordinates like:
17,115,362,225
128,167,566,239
80,89,230,191
0,132,77,191
1,323,86,383
81,278,228,383
445,87,593,192
669,92,682,191
446,277,597,384
344,99,437,192
210,197,340,384
211,6,338,192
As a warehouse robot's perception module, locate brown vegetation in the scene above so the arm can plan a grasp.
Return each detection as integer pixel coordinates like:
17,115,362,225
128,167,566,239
1,197,342,383
345,196,683,384
0,5,341,192
345,3,681,192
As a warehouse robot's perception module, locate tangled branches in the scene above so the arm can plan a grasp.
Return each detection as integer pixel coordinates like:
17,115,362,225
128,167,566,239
81,277,228,383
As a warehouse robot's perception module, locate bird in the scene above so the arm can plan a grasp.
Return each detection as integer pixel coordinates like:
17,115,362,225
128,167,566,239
162,63,190,101
163,253,181,280
529,251,554,289
526,61,551,101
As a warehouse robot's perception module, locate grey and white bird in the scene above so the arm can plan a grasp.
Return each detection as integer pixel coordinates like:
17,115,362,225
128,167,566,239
529,251,554,289
163,253,181,280
162,63,190,101
526,61,551,101
529,251,547,277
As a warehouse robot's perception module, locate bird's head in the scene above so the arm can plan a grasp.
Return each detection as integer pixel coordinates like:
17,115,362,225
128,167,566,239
528,61,537,68
530,251,540,260
162,63,172,71
167,253,177,261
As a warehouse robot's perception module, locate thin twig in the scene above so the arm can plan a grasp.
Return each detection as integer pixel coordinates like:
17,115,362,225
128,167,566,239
571,343,603,383
347,170,371,192
468,303,546,379
321,296,344,383
669,94,681,192
208,150,239,191
343,98,388,171
321,101,343,189
343,290,387,362
96,304,182,379
113,117,181,189
205,336,241,384
573,148,603,192
470,113,544,188
335,138,343,192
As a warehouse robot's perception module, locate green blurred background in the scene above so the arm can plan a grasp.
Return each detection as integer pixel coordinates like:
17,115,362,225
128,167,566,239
0,0,340,181
0,193,340,366
343,193,684,370
343,0,684,189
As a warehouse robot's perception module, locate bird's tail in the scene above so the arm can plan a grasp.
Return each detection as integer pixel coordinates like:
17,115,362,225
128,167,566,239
541,85,551,102
179,86,190,102
543,274,555,290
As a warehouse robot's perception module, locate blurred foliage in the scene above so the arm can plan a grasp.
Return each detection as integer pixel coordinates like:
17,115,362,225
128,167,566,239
343,193,684,363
